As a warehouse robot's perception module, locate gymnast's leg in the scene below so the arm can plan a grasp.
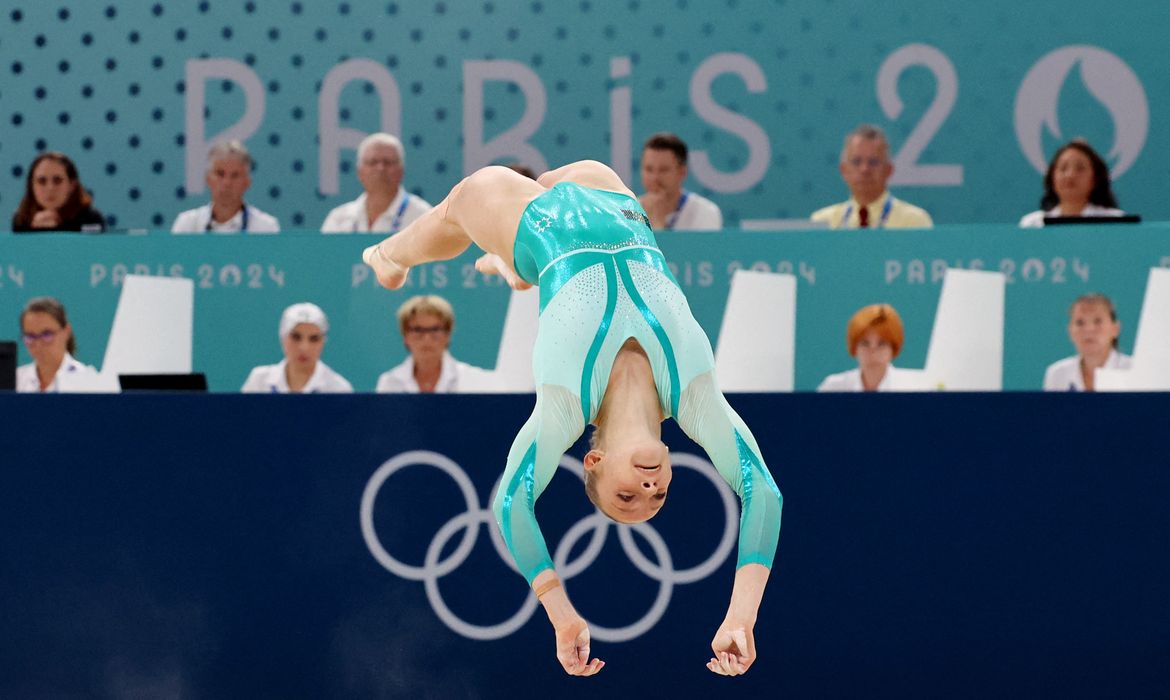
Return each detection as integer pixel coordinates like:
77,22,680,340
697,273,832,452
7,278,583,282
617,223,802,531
363,165,545,289
537,160,636,199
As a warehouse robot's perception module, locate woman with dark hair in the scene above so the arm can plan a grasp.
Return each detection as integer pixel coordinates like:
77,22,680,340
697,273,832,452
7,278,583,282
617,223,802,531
17,297,98,392
1019,140,1124,227
363,161,781,678
11,152,106,232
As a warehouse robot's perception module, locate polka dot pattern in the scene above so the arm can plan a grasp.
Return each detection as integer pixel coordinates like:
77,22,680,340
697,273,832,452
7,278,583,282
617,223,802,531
0,2,1165,228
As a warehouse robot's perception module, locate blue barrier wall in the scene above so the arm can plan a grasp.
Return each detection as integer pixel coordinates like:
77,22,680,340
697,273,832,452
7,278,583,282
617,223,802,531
1,393,1167,698
2,2,1169,227
2,224,1168,391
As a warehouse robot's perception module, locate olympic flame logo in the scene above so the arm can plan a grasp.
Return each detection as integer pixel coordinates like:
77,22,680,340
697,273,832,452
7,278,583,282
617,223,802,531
360,450,738,642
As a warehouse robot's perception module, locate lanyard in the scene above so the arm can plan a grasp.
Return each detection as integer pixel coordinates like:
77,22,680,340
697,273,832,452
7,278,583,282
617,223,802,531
356,194,411,232
841,196,893,229
664,191,689,230
206,205,249,232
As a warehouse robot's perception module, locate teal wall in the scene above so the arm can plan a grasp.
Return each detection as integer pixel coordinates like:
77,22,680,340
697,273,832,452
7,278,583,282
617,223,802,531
2,1,1169,228
2,224,1166,391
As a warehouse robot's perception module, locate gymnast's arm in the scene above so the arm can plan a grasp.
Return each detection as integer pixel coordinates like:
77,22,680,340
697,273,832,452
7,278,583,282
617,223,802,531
674,371,783,675
490,386,604,676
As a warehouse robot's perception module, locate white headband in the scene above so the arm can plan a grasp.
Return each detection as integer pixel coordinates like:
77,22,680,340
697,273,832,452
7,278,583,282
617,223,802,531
279,302,329,339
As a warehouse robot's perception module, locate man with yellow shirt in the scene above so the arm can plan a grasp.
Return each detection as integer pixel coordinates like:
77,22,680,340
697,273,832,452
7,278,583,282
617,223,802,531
810,124,933,229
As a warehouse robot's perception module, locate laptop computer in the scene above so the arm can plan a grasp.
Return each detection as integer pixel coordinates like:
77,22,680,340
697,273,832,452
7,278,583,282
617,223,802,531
0,341,15,391
118,373,209,392
1043,214,1142,225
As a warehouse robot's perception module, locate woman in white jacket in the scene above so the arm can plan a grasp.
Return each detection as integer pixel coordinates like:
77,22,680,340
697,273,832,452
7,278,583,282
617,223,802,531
1043,293,1130,391
818,303,909,392
16,296,98,392
242,302,353,393
1019,140,1125,228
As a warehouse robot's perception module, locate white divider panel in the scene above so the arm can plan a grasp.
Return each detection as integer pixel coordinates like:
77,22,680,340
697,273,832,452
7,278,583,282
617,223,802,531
921,268,1005,391
101,275,194,375
55,370,121,393
485,288,540,392
1097,267,1170,391
714,270,796,392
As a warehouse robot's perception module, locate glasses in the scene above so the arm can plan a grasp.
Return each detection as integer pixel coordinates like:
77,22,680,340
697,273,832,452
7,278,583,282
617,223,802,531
406,325,448,336
22,329,60,344
361,158,402,169
34,175,68,186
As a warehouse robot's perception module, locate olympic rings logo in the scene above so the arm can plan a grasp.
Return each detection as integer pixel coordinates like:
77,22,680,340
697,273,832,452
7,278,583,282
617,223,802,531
359,449,738,642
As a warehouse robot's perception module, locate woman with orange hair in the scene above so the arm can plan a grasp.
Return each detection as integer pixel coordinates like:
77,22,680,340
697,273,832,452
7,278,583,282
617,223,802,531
818,303,907,391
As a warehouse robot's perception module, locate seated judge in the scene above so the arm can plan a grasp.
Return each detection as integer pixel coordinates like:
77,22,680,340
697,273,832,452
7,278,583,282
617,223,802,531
818,304,912,392
811,124,932,229
242,303,353,393
320,133,433,233
171,140,280,234
376,295,490,393
1019,140,1125,228
1043,293,1131,391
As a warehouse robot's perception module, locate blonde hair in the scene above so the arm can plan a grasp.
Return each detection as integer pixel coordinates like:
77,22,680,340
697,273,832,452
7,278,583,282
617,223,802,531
396,295,455,336
846,303,904,357
1070,293,1120,349
583,426,604,511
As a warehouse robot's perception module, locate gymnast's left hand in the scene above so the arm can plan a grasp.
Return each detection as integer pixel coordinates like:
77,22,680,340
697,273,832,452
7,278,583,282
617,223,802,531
553,615,605,676
707,619,756,676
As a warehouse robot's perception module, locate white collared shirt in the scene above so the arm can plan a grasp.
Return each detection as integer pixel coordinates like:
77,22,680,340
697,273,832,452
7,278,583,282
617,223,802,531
320,189,433,233
17,353,99,393
817,365,910,392
666,191,723,230
810,191,933,229
375,351,496,393
1043,350,1132,391
1018,204,1126,228
241,359,354,393
171,203,281,234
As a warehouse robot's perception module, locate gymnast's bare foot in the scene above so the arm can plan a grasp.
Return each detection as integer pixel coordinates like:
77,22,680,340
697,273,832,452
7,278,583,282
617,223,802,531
363,241,410,290
475,253,533,291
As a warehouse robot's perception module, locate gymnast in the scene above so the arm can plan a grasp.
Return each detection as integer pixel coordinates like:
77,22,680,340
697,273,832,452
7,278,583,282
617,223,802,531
362,160,782,677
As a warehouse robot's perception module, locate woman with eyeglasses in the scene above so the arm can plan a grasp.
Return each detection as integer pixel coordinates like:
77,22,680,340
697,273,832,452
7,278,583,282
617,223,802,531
376,295,491,393
362,161,781,678
242,302,353,393
11,152,106,233
17,297,99,392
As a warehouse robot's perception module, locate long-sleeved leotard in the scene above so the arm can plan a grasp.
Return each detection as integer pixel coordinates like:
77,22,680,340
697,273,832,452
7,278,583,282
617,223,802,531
491,183,782,584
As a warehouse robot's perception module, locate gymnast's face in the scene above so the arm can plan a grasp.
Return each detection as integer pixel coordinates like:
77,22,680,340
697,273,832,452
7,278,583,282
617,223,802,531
584,438,672,524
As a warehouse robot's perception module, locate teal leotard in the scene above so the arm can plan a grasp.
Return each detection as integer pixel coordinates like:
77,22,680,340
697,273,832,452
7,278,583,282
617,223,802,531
492,182,783,584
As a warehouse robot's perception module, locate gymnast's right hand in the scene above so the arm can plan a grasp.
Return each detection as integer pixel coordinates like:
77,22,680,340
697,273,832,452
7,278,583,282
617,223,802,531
554,615,605,676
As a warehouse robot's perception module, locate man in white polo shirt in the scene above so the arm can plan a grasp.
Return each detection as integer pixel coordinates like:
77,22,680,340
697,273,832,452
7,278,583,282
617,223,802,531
638,132,723,231
320,132,433,233
171,140,281,234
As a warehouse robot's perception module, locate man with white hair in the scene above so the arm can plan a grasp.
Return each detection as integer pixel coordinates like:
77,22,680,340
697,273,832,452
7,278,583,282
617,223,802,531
172,140,281,234
320,132,433,233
